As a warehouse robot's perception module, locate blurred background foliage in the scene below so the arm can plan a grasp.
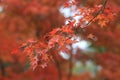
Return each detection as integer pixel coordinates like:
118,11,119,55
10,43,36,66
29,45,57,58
0,0,120,80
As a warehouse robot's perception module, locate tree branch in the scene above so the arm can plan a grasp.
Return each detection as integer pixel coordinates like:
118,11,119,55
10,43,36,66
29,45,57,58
86,0,108,26
0,58,5,76
52,53,62,80
67,48,73,80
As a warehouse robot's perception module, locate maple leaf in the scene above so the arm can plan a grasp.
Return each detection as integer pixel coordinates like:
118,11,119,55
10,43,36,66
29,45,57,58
63,2,69,8
49,28,61,36
98,20,108,28
62,26,74,34
87,34,94,39
87,33,97,41
63,0,76,8
40,63,47,68
42,54,49,60
67,19,76,26
66,39,78,45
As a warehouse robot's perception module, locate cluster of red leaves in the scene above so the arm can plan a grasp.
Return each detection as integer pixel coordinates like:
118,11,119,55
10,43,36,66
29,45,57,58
73,4,115,28
16,0,117,70
95,7,116,27
19,19,77,69
63,0,77,8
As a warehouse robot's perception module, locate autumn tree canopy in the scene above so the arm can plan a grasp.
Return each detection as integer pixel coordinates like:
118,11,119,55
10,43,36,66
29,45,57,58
0,0,120,80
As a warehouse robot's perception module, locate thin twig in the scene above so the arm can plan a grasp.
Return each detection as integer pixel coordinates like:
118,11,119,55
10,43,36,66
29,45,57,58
101,0,108,13
86,0,108,26
67,48,73,80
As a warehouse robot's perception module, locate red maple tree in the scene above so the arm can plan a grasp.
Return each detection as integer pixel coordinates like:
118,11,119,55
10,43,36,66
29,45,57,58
0,0,120,80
